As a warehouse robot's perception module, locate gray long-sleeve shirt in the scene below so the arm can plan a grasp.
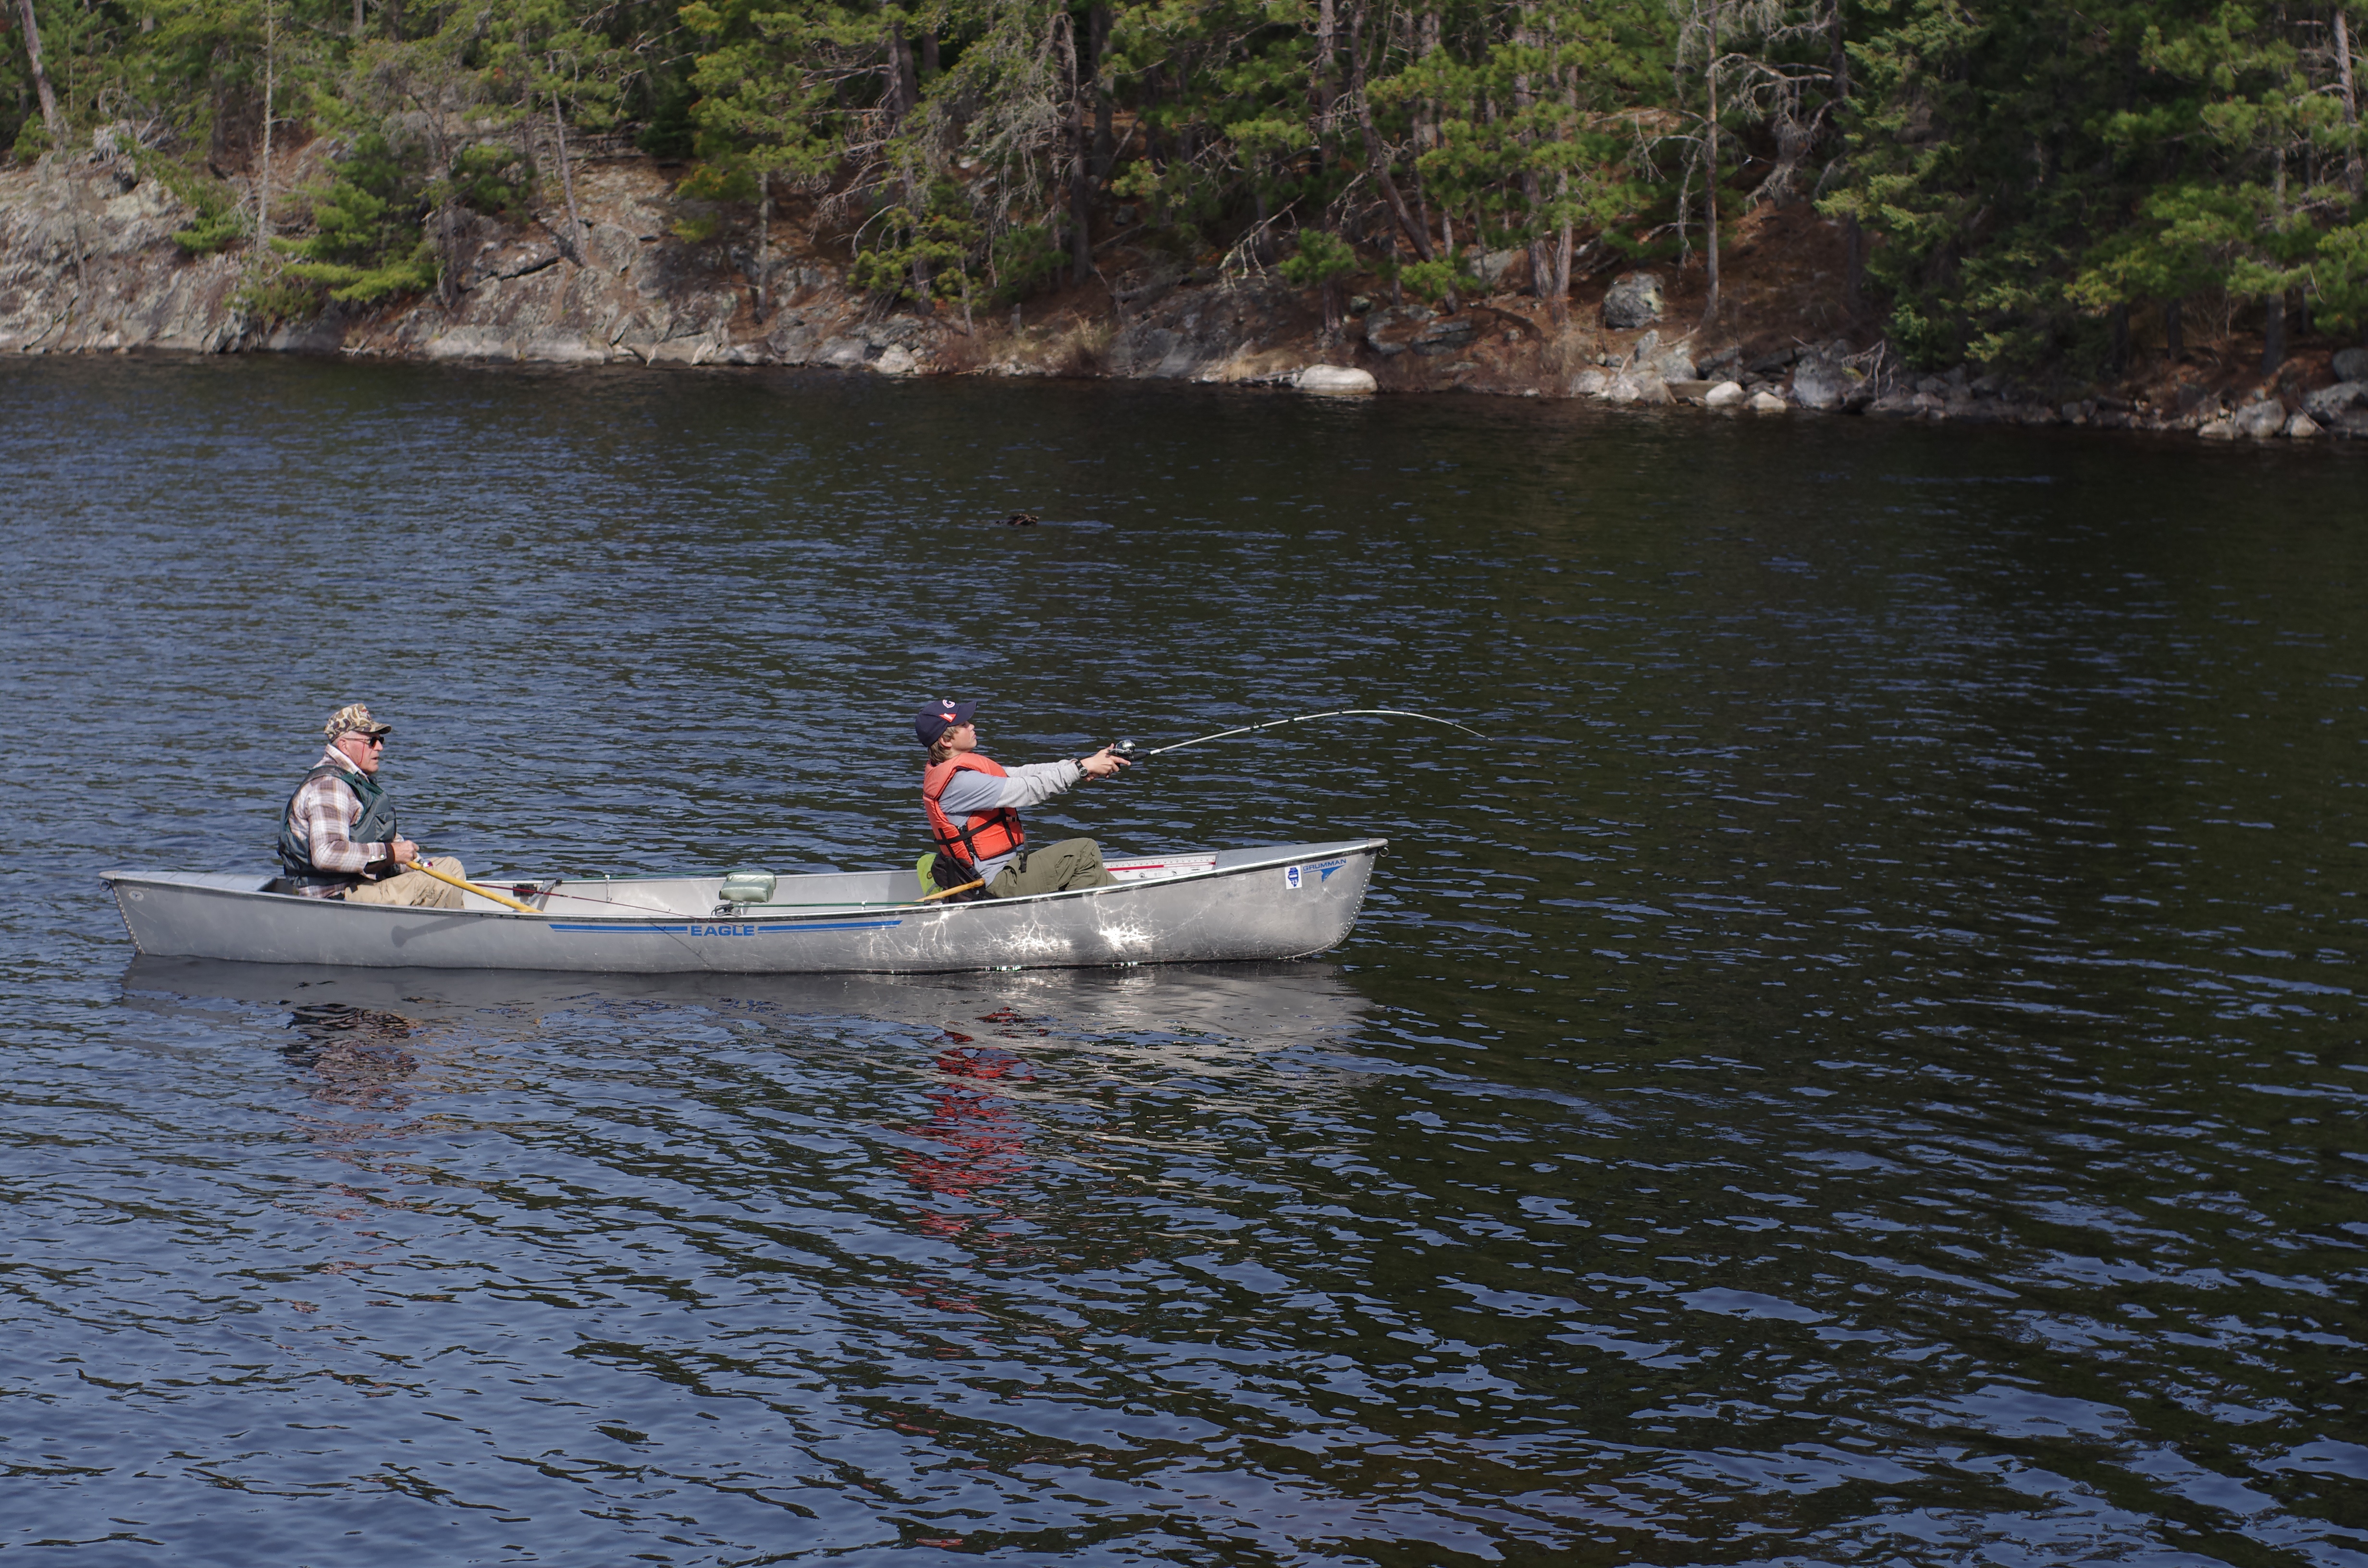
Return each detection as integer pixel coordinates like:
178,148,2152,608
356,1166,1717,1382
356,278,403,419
935,756,1085,882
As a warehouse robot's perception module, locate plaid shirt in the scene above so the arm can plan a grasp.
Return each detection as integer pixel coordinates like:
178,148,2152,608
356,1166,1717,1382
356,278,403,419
288,746,392,897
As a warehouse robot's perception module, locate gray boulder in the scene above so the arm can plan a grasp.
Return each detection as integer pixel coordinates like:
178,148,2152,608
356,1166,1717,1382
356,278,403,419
2232,399,2285,440
2333,346,2368,381
1791,357,1865,412
2284,412,2322,439
1652,342,1700,381
1602,272,1665,329
1473,247,1527,289
1602,371,1673,405
1749,389,1788,413
1570,368,1611,397
1703,380,1746,407
2303,380,2367,417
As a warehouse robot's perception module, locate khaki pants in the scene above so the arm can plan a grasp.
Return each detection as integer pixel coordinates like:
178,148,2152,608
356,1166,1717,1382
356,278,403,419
987,838,1120,898
345,857,468,910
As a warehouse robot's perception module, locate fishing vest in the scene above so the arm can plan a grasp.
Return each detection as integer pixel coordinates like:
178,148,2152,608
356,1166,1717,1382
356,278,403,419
276,763,399,888
921,753,1026,870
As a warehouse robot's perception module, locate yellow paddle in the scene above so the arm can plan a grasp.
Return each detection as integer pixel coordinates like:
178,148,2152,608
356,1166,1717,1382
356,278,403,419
914,877,986,904
399,854,543,915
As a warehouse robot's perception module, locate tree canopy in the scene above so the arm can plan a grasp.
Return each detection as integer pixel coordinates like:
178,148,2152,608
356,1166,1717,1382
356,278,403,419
6,0,2363,367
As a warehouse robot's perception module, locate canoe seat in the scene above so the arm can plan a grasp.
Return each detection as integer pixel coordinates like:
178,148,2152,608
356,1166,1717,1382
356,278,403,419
719,870,777,905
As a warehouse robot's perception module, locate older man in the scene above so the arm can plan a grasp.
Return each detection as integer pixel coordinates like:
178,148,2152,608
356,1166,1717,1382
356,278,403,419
277,703,467,908
916,697,1130,898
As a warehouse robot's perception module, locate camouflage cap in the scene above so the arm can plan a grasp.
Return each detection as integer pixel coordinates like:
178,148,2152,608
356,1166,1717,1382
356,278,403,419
323,702,392,739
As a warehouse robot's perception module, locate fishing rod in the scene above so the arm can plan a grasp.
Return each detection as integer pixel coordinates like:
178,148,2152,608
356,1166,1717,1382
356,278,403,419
1110,709,1487,761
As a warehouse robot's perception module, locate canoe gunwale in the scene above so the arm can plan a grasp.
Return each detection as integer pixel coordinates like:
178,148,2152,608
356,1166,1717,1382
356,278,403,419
97,838,1387,974
99,838,1382,924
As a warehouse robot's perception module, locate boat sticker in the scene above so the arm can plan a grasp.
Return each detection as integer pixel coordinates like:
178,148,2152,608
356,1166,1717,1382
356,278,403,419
1285,866,1303,890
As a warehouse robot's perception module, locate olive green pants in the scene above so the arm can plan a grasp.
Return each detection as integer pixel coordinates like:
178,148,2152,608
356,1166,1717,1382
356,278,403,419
986,838,1121,898
344,856,468,910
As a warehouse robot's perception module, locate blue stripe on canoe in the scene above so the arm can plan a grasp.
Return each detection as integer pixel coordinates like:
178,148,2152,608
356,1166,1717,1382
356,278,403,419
544,919,905,933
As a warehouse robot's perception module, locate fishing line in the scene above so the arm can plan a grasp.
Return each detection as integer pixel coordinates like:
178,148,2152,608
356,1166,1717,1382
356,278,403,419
1115,708,1486,760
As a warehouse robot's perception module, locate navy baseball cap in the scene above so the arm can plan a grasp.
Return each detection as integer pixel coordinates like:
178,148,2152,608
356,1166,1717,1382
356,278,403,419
915,697,978,746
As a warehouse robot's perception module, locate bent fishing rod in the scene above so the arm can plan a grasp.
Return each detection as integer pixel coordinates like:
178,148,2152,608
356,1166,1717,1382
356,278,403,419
1109,708,1487,761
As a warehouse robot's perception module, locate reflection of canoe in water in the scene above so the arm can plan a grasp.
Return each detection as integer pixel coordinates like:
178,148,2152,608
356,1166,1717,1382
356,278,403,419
120,953,1374,1059
100,839,1385,974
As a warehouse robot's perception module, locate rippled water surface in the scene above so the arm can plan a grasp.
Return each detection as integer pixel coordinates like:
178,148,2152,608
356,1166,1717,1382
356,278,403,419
3,357,2365,1565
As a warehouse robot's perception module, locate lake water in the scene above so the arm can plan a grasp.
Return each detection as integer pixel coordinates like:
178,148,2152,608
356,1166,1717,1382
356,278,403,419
2,357,2363,1565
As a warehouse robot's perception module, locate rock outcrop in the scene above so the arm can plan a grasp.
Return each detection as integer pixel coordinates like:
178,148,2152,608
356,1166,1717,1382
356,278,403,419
11,133,2368,449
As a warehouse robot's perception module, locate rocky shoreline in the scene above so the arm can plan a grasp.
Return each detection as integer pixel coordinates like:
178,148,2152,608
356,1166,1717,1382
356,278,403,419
6,132,2366,446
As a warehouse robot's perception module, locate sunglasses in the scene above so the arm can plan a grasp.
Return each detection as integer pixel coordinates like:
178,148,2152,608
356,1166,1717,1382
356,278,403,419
351,734,386,747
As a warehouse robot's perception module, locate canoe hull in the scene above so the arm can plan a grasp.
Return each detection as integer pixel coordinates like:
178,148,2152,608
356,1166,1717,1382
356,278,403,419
99,840,1384,974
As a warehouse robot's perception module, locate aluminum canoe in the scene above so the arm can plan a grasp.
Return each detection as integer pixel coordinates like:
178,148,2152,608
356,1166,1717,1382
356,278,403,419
99,840,1386,974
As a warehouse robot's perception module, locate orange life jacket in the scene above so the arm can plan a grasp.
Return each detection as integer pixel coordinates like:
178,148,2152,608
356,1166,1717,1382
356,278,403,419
921,752,1027,870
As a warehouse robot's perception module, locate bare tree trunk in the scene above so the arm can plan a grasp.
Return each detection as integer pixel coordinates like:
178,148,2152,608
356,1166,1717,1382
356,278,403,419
2338,6,2362,200
1700,0,1721,329
2164,295,2183,361
549,87,587,265
2263,152,2286,374
1091,4,1114,177
887,20,916,122
1829,0,1864,317
353,0,364,38
259,0,276,243
1064,14,1092,283
1512,7,1549,303
14,0,61,134
754,168,772,321
1548,54,1576,322
1549,171,1572,323
920,26,938,76
1312,0,1336,124
1344,0,1428,264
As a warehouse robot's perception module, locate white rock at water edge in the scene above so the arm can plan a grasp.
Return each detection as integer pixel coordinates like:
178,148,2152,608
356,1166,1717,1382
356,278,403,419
1296,364,1378,395
2284,412,2321,439
2232,400,2285,439
873,345,919,377
1703,380,1746,408
1749,390,1788,413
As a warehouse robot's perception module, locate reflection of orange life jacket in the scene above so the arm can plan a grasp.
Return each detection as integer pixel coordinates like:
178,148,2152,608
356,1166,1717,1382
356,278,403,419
922,753,1027,869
